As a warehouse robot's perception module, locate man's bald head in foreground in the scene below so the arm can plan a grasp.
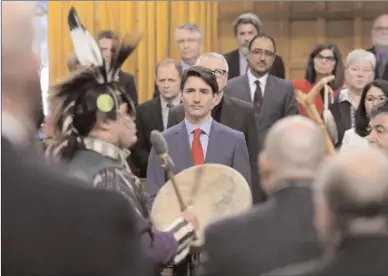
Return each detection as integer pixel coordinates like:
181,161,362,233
2,1,41,118
314,149,388,247
259,115,326,195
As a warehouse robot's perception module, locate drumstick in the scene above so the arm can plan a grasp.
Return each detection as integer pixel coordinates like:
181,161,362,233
150,130,187,211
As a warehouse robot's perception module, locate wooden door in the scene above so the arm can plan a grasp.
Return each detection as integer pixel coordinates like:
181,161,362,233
218,1,388,80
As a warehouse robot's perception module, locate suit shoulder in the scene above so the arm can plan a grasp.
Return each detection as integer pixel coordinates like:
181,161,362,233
215,121,244,138
137,98,158,111
162,122,181,138
206,203,272,238
272,75,293,87
120,70,135,80
227,75,246,86
263,259,322,276
223,49,238,59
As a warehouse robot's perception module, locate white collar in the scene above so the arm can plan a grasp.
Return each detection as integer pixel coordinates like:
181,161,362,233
247,69,268,86
160,95,181,108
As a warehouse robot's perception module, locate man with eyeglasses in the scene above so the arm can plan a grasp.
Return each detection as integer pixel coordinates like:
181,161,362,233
153,23,202,98
224,33,299,151
167,53,266,203
367,14,388,80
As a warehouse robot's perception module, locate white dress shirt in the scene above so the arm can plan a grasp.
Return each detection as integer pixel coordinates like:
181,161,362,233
238,49,249,76
160,95,181,129
247,69,268,102
340,128,369,153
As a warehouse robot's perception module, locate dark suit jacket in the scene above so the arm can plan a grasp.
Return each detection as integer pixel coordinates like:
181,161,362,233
197,183,322,276
2,137,149,276
119,70,138,106
366,47,388,80
224,74,299,150
131,97,165,177
383,62,388,81
224,49,286,80
265,235,388,276
146,120,251,203
328,95,352,148
167,95,265,203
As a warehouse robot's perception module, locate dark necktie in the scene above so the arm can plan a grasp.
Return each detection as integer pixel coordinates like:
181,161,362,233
253,80,263,119
192,128,204,165
167,103,174,109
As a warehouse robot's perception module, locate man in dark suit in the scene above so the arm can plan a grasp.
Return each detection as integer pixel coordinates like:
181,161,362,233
224,33,299,150
97,30,139,105
197,116,325,276
367,14,388,80
224,12,285,80
131,59,183,177
2,138,148,276
2,4,147,275
265,148,388,276
167,52,264,203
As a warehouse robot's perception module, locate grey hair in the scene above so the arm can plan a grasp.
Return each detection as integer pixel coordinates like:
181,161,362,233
264,115,326,180
345,49,376,70
196,52,229,72
175,23,202,42
233,12,262,37
314,148,388,237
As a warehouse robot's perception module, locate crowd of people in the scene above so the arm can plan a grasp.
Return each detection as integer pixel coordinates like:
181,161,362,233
3,2,388,276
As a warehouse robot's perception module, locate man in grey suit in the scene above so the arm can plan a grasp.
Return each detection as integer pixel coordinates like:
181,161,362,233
197,116,324,276
224,33,299,150
146,66,251,204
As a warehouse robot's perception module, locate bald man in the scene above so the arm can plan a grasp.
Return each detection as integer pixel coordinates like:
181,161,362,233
367,14,388,79
266,148,388,276
197,115,324,276
2,3,148,276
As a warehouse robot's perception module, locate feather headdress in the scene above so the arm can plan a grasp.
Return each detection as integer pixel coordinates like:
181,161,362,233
46,7,143,160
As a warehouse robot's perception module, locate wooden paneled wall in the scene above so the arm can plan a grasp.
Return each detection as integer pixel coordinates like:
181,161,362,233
218,1,388,80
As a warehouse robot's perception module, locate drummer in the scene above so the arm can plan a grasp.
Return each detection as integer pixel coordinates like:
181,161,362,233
146,66,251,204
46,8,199,274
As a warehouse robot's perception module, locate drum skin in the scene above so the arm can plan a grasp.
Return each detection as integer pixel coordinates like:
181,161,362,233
151,164,252,247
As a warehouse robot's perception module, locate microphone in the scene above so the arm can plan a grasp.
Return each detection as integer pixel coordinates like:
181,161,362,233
150,130,186,211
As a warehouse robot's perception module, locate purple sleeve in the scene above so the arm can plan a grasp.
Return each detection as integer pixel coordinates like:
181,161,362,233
136,213,196,267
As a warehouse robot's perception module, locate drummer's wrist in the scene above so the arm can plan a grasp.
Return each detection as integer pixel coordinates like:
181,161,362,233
164,217,196,242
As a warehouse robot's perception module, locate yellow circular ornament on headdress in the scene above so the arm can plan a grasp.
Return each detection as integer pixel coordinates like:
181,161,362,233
97,94,114,113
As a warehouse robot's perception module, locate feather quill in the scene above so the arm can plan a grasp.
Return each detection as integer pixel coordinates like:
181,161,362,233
108,30,144,81
68,7,103,67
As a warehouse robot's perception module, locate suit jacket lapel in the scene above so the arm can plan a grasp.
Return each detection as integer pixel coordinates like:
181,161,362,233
242,75,252,102
230,50,240,78
205,121,219,163
174,121,193,168
220,95,235,127
151,97,164,131
262,74,275,106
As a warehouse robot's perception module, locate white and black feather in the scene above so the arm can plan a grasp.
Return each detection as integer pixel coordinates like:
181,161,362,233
68,7,103,67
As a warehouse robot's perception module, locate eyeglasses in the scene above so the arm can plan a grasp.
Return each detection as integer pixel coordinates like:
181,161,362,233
249,49,275,58
315,54,336,62
373,27,388,33
210,69,227,78
366,95,387,104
